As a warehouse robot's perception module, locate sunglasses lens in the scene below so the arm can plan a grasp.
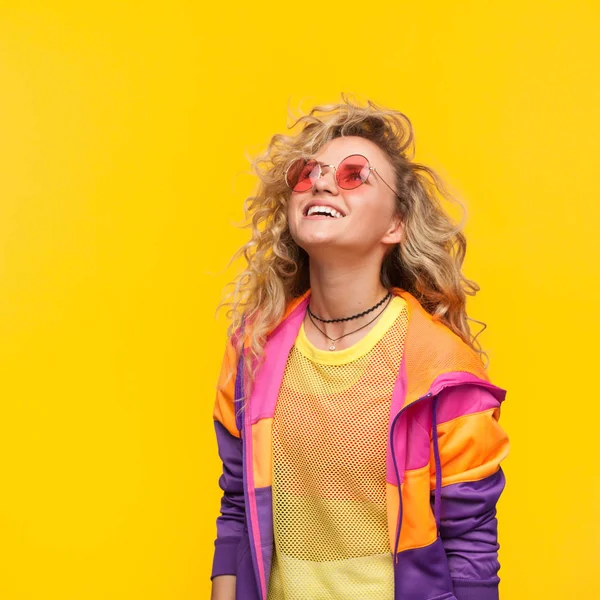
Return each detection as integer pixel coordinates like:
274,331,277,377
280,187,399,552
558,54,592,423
336,155,370,189
285,158,318,192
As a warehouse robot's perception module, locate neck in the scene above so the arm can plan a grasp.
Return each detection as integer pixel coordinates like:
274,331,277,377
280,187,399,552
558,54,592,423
307,259,389,327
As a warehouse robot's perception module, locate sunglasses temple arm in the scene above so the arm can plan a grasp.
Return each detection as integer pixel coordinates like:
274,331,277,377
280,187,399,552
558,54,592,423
373,169,401,199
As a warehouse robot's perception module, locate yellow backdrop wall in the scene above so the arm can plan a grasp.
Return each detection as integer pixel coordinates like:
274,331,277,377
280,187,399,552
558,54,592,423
1,1,598,598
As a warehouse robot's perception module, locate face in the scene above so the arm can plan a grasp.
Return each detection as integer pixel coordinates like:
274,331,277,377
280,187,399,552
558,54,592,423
286,136,403,262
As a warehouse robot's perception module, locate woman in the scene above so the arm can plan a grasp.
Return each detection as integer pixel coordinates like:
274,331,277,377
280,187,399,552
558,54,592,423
210,96,509,600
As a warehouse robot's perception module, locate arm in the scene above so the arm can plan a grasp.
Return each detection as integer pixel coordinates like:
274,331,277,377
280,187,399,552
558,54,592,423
211,575,236,600
210,339,245,591
431,384,510,600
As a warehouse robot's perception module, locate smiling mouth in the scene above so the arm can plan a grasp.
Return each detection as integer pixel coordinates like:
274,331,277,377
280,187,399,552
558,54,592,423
304,205,346,218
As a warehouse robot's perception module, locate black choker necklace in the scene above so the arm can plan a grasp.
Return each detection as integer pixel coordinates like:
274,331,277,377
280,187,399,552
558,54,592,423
307,291,392,324
307,294,393,351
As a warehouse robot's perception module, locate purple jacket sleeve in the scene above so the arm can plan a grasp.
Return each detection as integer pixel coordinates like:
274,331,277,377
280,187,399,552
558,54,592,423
210,419,245,579
211,340,246,580
431,385,509,600
436,470,506,600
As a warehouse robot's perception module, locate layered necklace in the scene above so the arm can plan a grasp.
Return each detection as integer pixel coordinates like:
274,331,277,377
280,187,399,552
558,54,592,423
306,291,393,351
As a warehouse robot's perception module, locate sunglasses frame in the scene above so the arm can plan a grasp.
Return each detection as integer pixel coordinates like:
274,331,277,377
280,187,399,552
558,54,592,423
284,153,400,199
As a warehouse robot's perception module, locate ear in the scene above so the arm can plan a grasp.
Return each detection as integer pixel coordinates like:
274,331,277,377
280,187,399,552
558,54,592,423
381,215,404,245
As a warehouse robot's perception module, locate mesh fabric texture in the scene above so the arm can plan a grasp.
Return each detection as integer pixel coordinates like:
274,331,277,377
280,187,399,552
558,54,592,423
267,297,409,599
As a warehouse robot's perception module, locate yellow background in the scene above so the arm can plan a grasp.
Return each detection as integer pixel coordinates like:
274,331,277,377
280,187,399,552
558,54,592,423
1,1,598,598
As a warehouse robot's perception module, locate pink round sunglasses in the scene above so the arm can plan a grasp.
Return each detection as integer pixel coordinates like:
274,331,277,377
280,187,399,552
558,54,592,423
284,153,400,198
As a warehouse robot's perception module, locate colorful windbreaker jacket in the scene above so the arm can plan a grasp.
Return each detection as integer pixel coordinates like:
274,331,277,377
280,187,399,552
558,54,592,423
211,288,509,600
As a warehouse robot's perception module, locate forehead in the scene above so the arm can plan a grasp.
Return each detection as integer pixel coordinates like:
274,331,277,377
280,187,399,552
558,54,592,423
313,135,389,165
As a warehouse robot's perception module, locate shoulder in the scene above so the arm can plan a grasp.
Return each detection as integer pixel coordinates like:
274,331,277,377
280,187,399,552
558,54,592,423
213,336,241,437
280,290,311,325
262,290,311,337
394,288,489,385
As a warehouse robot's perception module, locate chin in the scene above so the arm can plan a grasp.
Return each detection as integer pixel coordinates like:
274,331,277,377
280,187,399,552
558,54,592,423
297,232,340,248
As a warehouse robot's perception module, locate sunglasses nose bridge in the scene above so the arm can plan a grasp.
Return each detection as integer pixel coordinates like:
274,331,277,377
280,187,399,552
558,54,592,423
316,164,336,178
312,164,338,190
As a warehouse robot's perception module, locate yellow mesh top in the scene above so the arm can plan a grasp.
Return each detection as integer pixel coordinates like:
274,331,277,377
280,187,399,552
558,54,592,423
267,296,409,600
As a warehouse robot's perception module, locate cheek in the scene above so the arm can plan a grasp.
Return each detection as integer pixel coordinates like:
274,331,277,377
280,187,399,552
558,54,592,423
287,193,299,214
287,192,303,218
350,193,396,231
286,196,300,237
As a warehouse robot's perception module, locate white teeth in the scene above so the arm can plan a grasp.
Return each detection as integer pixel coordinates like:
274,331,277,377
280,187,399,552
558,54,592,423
306,205,344,218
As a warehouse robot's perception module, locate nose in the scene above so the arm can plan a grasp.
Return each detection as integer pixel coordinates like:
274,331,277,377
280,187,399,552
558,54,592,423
312,165,339,195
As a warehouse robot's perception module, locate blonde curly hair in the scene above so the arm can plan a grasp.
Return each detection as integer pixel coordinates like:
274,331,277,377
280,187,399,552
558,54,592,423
219,94,487,403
